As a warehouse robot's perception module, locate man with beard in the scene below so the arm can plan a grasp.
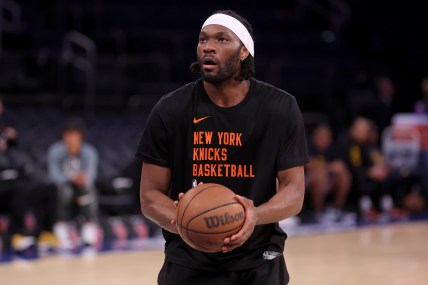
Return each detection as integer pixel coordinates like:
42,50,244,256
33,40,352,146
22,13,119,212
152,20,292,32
137,10,308,285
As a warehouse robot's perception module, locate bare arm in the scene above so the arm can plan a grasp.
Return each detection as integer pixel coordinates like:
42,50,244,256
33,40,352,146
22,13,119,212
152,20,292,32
223,165,305,252
253,165,305,224
140,162,177,233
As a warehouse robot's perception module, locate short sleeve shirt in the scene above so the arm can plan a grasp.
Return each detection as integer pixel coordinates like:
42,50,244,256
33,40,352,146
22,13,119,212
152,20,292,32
137,78,309,271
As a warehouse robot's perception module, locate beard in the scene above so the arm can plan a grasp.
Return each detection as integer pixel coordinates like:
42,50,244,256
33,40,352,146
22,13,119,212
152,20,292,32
198,48,241,84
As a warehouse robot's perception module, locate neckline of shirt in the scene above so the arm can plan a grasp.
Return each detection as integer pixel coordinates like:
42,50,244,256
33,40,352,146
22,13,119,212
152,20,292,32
197,78,255,112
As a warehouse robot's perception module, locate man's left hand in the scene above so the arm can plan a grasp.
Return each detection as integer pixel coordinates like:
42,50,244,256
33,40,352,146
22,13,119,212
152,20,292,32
222,195,258,253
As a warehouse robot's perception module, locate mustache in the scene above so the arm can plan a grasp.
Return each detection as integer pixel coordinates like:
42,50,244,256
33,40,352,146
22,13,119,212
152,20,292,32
199,55,219,64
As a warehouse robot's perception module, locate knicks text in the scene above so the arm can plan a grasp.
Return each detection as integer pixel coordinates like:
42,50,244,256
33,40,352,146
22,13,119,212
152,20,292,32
192,131,255,178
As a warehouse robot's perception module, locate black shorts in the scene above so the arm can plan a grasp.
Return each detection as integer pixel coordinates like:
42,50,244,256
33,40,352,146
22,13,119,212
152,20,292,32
158,256,289,285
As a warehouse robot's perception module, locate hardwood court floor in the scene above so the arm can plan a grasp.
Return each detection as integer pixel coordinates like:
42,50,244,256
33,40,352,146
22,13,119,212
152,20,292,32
1,221,427,285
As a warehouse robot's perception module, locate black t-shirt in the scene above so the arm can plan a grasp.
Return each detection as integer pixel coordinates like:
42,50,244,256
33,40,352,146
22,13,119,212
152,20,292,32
307,142,339,165
337,136,373,172
136,78,308,271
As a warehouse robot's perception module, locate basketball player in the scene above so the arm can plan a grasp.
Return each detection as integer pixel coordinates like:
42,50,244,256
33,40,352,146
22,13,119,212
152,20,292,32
137,10,308,285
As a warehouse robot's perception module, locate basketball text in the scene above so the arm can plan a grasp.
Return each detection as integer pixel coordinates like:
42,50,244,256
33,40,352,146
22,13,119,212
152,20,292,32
192,130,256,179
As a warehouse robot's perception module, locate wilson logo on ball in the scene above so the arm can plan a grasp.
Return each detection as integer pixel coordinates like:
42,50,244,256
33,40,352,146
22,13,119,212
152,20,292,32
203,212,244,229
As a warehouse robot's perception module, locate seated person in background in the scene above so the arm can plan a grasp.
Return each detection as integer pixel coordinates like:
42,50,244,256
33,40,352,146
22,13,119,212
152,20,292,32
337,117,390,218
306,124,351,222
364,120,399,219
47,118,99,251
1,97,33,252
379,124,425,215
0,137,35,252
1,97,58,252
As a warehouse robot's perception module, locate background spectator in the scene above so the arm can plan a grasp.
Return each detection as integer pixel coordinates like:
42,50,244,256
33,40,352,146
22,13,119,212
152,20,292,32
0,98,59,253
305,124,351,223
381,125,426,215
0,98,36,252
47,118,99,252
337,117,381,214
363,120,396,220
0,142,36,252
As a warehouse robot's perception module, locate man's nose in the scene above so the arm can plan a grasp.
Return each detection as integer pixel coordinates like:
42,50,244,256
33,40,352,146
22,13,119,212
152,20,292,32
203,39,216,53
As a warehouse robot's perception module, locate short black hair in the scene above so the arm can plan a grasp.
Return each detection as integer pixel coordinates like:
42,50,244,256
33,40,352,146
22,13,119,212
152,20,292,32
190,10,255,81
63,117,86,135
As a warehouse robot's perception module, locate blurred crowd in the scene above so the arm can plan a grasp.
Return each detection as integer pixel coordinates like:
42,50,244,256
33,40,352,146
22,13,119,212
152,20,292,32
1,74,428,259
0,98,148,258
304,75,428,223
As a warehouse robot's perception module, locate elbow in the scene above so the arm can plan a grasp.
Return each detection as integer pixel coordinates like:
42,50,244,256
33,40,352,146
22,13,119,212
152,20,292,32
140,193,157,220
292,200,304,216
140,199,156,224
290,188,305,216
140,195,151,216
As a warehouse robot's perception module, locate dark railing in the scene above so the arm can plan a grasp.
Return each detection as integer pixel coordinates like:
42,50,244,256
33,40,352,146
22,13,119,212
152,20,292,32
58,30,96,112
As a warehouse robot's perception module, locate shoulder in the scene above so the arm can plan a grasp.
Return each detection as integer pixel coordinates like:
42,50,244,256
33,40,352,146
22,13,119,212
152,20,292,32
48,141,65,155
251,79,299,113
252,79,296,101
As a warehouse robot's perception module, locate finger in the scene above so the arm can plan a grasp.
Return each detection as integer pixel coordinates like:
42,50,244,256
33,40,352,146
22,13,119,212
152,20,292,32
223,237,231,244
178,193,185,200
235,195,252,208
234,194,244,202
230,233,240,241
174,200,179,208
222,245,228,253
222,243,241,253
171,218,176,225
229,227,245,241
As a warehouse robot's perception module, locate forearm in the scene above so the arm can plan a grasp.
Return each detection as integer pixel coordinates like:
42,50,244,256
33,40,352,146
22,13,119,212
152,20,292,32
48,165,68,184
140,188,178,233
255,166,305,225
254,184,304,225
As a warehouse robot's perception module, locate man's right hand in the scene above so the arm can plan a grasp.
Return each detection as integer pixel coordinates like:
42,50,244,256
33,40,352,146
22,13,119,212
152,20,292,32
171,193,185,228
71,172,88,187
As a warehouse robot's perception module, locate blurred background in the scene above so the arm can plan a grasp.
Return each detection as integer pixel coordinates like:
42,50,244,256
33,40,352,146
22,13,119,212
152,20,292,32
0,0,428,260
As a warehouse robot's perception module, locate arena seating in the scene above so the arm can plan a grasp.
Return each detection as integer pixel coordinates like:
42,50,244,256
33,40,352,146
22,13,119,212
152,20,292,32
2,105,148,217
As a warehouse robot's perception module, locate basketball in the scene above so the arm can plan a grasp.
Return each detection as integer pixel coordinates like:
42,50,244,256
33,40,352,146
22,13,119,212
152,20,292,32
176,183,245,253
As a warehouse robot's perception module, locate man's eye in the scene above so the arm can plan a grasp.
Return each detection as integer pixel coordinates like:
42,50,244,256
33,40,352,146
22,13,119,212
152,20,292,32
199,38,206,43
219,38,227,42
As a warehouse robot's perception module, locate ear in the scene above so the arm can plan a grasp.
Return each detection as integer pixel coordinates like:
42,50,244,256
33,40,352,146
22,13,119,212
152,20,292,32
240,46,250,61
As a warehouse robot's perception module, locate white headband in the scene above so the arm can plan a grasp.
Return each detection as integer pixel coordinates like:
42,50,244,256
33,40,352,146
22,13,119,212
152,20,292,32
202,13,254,57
